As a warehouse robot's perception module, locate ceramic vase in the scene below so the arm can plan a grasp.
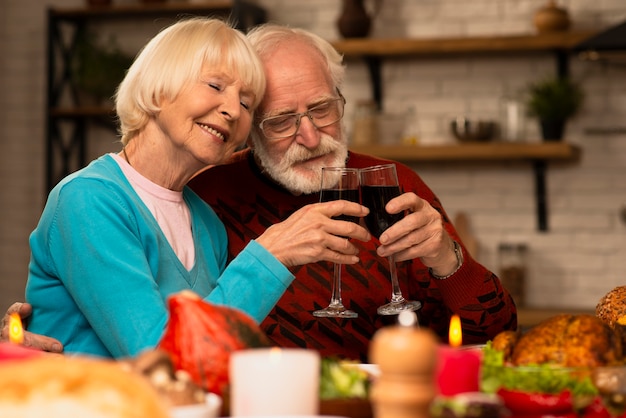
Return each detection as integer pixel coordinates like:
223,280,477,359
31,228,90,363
533,0,571,33
337,0,373,38
86,0,112,6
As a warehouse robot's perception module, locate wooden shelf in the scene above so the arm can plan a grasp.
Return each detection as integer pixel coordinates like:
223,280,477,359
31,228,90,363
332,31,596,57
49,1,233,20
349,142,581,163
331,31,597,113
50,106,115,118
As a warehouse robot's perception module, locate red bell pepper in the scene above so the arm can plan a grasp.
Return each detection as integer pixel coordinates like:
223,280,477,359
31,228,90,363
497,388,576,418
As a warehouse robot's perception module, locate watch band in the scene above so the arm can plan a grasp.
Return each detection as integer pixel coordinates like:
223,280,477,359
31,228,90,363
429,241,463,280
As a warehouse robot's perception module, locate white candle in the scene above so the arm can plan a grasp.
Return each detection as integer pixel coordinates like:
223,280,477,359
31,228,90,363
229,348,320,417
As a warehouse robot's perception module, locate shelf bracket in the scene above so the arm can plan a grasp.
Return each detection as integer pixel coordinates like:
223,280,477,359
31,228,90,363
364,56,383,111
555,49,569,79
47,11,87,192
46,117,87,191
533,160,548,232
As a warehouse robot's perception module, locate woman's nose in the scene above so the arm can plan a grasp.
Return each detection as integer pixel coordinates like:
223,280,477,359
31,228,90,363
219,92,241,120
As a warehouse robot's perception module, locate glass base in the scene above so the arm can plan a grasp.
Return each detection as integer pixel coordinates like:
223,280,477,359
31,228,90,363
377,300,422,316
313,305,358,318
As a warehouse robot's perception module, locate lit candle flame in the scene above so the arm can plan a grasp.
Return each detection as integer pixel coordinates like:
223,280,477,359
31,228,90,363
9,313,24,345
269,347,282,363
449,314,462,347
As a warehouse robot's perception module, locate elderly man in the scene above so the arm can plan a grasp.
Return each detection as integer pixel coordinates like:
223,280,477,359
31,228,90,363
3,24,516,361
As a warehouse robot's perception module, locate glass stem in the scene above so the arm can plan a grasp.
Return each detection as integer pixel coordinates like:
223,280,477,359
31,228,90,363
329,262,345,308
388,254,406,303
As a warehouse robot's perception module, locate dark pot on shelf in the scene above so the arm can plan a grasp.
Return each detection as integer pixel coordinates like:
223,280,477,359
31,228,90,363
86,0,112,6
540,119,566,141
337,0,374,38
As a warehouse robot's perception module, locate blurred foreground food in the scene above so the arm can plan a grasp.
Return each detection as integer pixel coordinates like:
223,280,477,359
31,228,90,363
158,291,271,396
119,348,206,408
320,357,370,400
0,355,170,418
491,314,623,368
481,287,626,417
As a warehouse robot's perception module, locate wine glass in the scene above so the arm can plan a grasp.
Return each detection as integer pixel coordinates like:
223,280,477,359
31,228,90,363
313,167,359,319
360,163,422,316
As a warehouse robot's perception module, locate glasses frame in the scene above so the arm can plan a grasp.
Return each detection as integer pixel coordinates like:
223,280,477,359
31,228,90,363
258,89,346,141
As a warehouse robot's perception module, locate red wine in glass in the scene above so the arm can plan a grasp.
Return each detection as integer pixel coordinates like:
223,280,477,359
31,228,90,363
313,167,359,319
361,185,403,238
320,188,360,224
360,164,422,316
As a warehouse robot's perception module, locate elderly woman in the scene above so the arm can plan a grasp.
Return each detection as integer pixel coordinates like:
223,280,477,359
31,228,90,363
23,18,370,358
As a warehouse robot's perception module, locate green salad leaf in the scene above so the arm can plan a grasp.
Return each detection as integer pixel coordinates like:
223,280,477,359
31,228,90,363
320,357,370,400
480,341,597,397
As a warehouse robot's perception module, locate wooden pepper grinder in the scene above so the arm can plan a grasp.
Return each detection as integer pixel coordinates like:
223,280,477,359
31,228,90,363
369,311,439,418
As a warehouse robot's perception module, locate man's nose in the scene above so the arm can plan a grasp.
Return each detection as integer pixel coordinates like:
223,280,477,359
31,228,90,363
295,114,321,148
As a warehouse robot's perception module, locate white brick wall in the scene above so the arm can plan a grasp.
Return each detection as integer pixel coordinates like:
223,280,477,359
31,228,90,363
1,0,625,312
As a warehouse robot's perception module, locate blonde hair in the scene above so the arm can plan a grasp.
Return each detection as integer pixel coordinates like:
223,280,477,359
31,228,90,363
115,18,266,145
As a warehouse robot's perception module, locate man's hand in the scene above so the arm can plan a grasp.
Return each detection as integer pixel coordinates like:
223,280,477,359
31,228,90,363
1,302,64,353
376,192,459,276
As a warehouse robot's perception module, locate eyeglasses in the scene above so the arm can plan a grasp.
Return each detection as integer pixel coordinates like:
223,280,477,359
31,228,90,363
258,90,346,140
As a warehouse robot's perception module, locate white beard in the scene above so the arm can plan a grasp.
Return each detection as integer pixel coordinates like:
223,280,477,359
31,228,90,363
251,132,349,195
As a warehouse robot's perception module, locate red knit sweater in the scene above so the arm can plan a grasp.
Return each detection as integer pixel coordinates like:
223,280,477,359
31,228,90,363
188,150,517,361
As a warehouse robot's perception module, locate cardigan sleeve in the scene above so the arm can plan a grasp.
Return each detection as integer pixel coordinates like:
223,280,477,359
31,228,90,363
27,172,293,358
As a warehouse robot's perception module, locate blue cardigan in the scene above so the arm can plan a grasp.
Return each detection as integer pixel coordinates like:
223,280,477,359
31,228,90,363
26,154,293,358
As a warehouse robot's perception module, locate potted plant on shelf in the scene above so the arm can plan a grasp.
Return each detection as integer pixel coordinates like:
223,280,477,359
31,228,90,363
72,32,133,106
525,76,584,141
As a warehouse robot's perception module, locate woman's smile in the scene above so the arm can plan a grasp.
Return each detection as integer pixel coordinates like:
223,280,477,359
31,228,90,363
197,122,228,143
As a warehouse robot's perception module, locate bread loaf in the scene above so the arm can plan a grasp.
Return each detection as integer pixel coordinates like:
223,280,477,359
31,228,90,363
0,355,169,418
597,286,626,328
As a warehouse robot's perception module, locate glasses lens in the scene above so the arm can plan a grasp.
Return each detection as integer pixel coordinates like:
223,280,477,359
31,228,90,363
309,98,344,128
261,114,298,139
260,97,345,140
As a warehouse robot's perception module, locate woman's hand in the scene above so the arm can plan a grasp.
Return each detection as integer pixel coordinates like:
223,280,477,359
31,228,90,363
256,200,371,267
1,302,64,353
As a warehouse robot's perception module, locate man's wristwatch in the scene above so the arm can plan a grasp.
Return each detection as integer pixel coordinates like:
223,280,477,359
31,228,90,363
429,241,463,280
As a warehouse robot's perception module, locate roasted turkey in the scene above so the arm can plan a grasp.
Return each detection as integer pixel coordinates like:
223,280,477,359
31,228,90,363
491,314,624,367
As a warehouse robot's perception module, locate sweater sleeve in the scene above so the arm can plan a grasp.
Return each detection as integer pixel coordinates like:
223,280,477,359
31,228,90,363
395,162,518,343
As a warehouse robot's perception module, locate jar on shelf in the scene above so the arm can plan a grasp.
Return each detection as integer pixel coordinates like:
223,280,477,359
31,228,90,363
351,100,378,146
499,95,526,142
402,106,421,145
498,243,528,307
